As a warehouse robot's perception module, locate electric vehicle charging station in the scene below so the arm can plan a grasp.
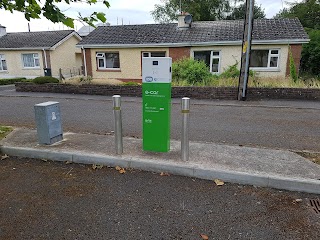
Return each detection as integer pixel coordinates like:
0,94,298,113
142,57,172,152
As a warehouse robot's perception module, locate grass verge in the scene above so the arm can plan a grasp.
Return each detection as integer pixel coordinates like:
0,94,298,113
0,126,13,141
295,151,320,165
172,76,320,88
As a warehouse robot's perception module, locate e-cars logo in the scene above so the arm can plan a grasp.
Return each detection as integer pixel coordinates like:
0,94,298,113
145,76,153,82
145,90,159,95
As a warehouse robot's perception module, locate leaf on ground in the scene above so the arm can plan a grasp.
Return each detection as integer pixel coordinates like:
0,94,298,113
1,154,9,160
65,161,73,164
119,169,126,174
41,158,48,162
214,179,224,186
96,164,104,169
293,198,303,204
92,164,104,170
160,172,170,176
200,234,209,240
115,166,122,171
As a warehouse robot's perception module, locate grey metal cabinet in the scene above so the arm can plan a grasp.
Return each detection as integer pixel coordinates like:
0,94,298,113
34,101,63,144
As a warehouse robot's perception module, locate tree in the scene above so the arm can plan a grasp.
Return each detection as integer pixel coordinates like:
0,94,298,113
275,0,320,76
300,29,320,76
0,0,110,28
151,0,233,23
226,3,266,20
275,0,320,29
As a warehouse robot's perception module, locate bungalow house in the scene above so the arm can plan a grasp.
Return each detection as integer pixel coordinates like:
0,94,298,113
0,26,82,79
77,16,309,82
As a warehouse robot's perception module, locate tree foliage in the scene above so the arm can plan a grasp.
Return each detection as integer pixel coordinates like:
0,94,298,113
151,0,233,23
275,0,320,29
275,0,320,76
151,0,266,23
301,29,320,76
226,3,265,20
0,0,110,28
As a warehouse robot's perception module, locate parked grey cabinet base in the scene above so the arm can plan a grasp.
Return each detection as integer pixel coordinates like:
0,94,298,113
34,101,63,145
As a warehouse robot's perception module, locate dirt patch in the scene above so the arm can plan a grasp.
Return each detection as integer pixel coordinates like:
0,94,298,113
296,151,320,165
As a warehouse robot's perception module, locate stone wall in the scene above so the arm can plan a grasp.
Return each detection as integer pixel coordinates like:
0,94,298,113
15,83,320,100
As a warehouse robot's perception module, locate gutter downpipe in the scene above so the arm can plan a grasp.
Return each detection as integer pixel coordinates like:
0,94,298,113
42,49,48,68
242,0,254,99
82,46,87,76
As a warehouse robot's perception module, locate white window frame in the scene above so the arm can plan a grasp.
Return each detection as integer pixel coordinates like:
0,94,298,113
22,53,40,69
96,52,120,70
142,51,166,58
210,51,221,74
250,49,280,71
0,54,7,71
96,53,106,69
193,50,221,74
142,52,151,57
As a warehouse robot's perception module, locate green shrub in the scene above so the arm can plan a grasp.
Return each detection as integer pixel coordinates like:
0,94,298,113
219,62,240,78
79,75,92,84
219,61,255,79
122,81,140,86
172,58,212,85
289,46,298,82
0,78,27,85
33,76,59,84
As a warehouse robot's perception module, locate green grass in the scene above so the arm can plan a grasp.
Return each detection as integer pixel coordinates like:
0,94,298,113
121,81,141,86
0,126,13,140
295,151,320,165
172,76,320,88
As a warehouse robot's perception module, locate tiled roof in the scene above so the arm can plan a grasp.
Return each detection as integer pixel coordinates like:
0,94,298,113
78,18,308,46
0,30,77,49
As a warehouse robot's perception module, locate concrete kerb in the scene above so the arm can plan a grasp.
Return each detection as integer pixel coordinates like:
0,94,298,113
1,145,320,194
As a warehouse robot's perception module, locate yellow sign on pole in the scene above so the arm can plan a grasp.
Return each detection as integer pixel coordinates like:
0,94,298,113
243,41,248,53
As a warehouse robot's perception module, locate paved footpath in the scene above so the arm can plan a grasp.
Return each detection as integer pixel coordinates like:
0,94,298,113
1,128,320,194
0,156,319,240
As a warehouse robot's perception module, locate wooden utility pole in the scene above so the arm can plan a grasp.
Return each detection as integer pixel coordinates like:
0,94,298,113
237,0,255,101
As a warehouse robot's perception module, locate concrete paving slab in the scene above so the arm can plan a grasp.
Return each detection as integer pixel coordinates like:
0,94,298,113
1,128,320,194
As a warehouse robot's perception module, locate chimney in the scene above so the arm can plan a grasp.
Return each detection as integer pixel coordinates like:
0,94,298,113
0,25,6,37
177,12,192,29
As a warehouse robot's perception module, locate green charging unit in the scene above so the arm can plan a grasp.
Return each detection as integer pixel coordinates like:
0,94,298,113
142,57,172,152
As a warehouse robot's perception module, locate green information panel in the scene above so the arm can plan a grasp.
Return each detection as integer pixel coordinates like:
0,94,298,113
142,57,172,152
143,83,171,152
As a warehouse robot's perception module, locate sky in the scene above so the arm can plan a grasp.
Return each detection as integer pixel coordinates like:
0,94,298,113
0,0,301,33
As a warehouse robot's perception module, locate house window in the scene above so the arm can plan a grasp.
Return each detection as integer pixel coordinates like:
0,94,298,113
142,52,166,57
0,54,7,71
96,52,120,69
22,53,40,68
250,49,279,69
193,50,220,73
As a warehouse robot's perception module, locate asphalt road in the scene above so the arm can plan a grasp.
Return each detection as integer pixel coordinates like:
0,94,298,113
1,156,319,240
0,89,320,151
